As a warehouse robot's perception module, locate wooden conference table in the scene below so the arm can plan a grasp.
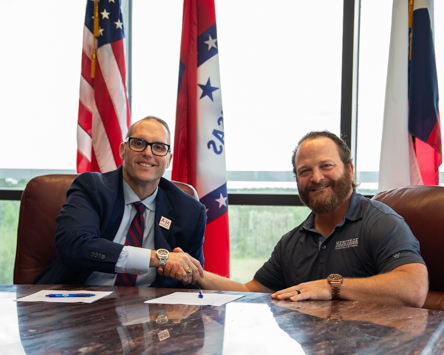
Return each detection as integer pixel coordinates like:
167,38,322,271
1,285,444,354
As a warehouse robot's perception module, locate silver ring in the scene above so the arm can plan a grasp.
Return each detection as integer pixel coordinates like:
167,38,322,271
185,266,192,274
296,289,301,295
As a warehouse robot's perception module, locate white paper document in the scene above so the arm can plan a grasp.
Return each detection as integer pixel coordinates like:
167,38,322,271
16,290,113,304
145,292,244,306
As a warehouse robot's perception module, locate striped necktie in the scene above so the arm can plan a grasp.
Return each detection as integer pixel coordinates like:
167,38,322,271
115,202,146,286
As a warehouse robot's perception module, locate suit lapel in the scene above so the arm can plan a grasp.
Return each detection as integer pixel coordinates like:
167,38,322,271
101,166,125,241
154,186,176,251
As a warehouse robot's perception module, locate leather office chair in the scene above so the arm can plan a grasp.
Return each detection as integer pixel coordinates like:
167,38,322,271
373,185,444,311
13,174,198,284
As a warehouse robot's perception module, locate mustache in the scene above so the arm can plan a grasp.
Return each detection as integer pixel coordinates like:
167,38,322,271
306,182,331,191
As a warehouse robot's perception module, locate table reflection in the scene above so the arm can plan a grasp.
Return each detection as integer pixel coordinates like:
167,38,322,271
3,285,444,355
222,303,305,354
114,289,204,354
269,299,431,354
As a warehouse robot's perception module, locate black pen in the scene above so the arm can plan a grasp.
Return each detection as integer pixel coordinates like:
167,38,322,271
198,290,204,298
45,294,96,298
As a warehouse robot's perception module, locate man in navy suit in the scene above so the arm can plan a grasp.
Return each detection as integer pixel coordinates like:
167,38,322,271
35,116,205,288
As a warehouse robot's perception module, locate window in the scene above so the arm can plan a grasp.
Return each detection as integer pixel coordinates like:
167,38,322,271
357,0,444,194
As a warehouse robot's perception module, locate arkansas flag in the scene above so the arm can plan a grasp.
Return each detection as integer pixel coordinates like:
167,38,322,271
77,0,131,173
173,0,230,277
379,0,441,191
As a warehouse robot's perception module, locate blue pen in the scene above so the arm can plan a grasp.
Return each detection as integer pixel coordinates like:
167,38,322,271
45,294,96,298
198,290,204,298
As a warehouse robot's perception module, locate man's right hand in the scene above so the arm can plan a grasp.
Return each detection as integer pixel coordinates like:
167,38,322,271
157,247,204,285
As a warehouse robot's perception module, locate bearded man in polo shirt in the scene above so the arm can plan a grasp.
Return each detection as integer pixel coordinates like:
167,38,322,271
169,131,428,307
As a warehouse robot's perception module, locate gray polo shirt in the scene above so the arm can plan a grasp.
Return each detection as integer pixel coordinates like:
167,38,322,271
254,191,425,291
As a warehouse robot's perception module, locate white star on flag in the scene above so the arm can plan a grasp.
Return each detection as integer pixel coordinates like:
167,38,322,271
115,19,123,29
215,193,227,208
101,9,110,19
204,35,217,50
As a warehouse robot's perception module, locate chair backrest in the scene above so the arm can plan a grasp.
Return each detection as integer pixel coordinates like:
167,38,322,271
372,185,444,294
13,174,198,284
14,174,77,284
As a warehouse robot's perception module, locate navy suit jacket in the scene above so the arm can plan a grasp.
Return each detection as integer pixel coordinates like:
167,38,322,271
34,166,206,288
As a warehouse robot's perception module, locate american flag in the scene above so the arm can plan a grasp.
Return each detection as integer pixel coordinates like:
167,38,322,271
173,0,230,277
379,0,441,191
77,0,131,173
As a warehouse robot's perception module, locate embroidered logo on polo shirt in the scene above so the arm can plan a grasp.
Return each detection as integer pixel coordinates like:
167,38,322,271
335,238,359,250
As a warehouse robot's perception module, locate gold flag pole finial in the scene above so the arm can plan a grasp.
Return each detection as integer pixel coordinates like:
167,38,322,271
91,0,99,78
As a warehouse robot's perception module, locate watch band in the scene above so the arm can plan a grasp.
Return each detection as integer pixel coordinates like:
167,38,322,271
158,257,167,268
327,274,343,300
156,249,169,268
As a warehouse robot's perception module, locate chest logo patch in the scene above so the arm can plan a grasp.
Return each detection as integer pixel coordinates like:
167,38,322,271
335,238,359,250
159,216,172,230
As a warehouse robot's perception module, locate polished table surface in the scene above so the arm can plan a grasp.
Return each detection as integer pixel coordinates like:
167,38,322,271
1,285,444,354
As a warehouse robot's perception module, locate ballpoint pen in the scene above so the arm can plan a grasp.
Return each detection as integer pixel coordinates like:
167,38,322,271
198,290,204,298
45,294,96,297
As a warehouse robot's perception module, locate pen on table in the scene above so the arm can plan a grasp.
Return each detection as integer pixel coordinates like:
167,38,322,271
45,294,96,298
198,290,204,298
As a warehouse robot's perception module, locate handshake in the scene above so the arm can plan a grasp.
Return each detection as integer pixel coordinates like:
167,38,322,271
156,247,204,285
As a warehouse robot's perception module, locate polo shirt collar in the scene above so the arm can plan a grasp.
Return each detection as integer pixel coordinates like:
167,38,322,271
302,189,362,231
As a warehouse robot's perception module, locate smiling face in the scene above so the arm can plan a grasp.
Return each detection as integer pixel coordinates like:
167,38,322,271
119,119,173,198
294,136,354,215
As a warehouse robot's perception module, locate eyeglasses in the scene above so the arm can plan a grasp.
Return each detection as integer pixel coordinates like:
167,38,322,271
124,137,171,156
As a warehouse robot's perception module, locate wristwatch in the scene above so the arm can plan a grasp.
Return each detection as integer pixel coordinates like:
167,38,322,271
327,274,343,300
156,249,169,268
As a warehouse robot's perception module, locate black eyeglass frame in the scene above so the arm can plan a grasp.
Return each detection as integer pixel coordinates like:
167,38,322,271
124,137,171,156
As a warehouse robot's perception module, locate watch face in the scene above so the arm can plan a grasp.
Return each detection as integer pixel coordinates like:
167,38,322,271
157,249,168,257
329,274,342,281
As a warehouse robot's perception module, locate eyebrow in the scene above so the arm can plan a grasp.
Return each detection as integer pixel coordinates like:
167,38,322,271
296,160,336,173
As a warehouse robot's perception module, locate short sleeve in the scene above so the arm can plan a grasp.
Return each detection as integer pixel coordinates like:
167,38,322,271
254,237,287,291
368,212,425,273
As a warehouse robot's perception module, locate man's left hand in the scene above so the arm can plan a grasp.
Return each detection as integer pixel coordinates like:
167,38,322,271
271,279,332,301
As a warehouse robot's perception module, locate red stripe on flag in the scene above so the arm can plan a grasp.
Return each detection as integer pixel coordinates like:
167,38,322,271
415,118,442,185
90,150,100,173
80,51,93,87
78,101,92,135
203,212,230,277
77,151,91,173
197,0,216,34
93,61,125,167
414,138,439,185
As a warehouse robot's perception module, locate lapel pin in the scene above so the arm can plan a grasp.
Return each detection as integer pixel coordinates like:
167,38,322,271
159,216,172,230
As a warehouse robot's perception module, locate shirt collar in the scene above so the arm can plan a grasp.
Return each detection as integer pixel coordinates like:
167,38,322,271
123,179,158,212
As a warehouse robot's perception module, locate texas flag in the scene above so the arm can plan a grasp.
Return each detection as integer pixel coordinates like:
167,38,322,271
172,0,230,277
379,0,441,191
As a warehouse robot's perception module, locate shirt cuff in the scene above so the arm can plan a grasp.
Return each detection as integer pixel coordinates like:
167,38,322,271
115,246,152,275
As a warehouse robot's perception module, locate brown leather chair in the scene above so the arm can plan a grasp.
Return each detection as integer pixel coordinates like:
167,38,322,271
13,174,198,284
373,185,444,310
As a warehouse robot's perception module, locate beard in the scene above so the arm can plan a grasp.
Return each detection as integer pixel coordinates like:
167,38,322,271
298,166,353,215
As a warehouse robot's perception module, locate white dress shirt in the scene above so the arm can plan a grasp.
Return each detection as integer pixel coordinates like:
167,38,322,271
85,180,158,286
